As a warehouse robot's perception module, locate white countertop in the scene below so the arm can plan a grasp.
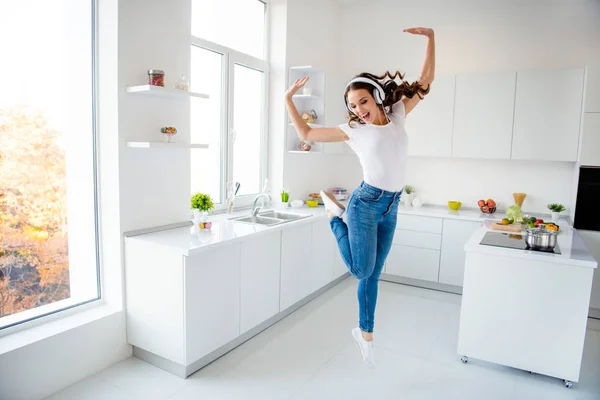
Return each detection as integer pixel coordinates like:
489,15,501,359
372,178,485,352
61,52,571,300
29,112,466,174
125,202,582,260
125,205,330,256
397,204,509,222
465,223,598,269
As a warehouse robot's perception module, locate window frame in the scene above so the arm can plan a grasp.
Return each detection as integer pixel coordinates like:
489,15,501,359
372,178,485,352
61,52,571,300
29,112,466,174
0,0,101,334
190,20,269,210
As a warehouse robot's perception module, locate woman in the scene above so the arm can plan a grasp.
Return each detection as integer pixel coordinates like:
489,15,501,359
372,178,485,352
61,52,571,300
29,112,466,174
284,27,435,366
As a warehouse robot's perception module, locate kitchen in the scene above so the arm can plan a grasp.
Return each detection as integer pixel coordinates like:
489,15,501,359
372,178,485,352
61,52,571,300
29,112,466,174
2,0,600,399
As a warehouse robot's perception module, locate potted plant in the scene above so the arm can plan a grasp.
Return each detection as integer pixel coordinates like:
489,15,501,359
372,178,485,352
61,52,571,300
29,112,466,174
280,189,289,208
547,203,566,223
191,192,215,223
403,185,416,206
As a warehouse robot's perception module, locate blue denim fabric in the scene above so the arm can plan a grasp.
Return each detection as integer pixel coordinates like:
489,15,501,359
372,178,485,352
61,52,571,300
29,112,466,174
330,182,402,333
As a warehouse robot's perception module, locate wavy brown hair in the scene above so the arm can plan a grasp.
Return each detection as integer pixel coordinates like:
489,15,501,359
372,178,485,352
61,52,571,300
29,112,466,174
345,71,430,126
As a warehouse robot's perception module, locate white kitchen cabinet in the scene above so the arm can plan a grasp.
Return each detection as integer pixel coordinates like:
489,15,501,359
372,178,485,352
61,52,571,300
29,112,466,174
397,214,443,234
511,68,584,162
386,244,440,282
579,113,600,167
280,223,313,310
240,231,281,334
577,230,600,312
393,229,441,250
310,219,335,291
184,243,241,363
439,219,482,287
405,75,455,157
333,247,348,278
452,73,516,159
584,65,600,112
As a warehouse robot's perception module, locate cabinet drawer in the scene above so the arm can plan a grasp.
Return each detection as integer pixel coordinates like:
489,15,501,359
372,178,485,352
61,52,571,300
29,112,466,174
386,244,440,282
397,214,443,234
393,229,441,250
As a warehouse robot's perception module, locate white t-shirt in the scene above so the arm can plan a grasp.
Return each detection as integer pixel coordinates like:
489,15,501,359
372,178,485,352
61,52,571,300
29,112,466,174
338,101,408,192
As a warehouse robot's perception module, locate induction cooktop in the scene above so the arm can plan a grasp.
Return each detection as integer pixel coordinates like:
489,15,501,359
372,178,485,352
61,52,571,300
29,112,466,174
479,231,561,254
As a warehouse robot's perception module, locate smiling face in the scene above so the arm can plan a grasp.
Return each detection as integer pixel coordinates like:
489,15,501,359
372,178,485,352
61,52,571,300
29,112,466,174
346,88,385,125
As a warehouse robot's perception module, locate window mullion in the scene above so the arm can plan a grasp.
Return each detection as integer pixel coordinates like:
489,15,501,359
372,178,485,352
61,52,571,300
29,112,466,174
225,51,235,202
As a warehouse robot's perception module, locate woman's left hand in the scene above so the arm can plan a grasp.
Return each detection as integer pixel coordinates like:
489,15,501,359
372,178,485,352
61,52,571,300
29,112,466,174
403,27,434,38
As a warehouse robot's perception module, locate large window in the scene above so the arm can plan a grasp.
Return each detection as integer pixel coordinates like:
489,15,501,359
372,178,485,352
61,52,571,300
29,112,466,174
190,0,268,206
0,0,99,330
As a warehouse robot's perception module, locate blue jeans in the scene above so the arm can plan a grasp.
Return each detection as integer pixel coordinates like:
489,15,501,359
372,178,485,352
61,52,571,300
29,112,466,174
330,182,402,333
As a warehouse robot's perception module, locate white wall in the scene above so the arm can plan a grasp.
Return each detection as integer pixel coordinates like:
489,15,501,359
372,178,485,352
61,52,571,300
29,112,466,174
118,0,193,232
279,0,600,213
279,0,363,201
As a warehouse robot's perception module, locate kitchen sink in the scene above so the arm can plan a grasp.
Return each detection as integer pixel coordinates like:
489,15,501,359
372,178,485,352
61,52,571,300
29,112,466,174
230,211,310,226
232,215,284,226
258,211,309,221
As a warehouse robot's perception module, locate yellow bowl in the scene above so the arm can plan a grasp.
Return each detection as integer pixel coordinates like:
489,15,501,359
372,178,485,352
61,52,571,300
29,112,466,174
448,201,462,211
306,200,318,208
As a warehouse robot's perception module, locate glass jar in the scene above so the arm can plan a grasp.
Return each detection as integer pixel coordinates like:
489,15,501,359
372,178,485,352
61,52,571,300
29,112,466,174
175,74,189,91
148,69,165,86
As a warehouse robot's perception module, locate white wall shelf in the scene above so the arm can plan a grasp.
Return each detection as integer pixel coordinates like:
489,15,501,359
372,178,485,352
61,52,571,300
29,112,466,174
287,66,327,153
289,65,322,72
126,141,209,149
126,85,209,99
292,94,320,100
288,123,322,128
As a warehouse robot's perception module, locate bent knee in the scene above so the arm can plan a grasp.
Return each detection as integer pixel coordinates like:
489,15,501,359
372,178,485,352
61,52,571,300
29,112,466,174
351,268,372,280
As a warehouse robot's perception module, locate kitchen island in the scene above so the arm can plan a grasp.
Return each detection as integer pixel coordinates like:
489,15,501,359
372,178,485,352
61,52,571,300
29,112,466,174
458,222,598,388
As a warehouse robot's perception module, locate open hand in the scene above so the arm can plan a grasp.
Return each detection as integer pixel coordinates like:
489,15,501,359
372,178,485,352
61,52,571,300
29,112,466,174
403,27,434,38
285,77,309,99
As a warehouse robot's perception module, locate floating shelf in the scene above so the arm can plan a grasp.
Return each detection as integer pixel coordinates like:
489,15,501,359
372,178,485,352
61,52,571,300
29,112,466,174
288,150,318,154
126,141,209,149
288,123,322,128
292,94,320,100
289,65,322,72
125,85,209,99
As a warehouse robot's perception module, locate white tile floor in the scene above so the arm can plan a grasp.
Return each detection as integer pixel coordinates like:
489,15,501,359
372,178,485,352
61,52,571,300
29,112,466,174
46,278,600,400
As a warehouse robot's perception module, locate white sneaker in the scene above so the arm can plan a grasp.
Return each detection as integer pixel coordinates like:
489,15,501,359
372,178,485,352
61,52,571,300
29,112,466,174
320,191,345,217
351,327,375,367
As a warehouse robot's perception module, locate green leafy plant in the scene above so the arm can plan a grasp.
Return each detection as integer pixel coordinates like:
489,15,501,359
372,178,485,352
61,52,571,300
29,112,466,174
403,185,415,194
191,192,215,212
281,189,289,203
547,203,565,213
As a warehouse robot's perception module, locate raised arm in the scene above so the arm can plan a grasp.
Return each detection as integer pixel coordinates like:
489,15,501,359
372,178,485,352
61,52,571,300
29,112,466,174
402,27,435,116
285,77,348,143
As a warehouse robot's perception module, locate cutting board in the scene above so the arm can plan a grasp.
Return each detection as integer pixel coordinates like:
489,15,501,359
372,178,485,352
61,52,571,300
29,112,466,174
490,222,522,232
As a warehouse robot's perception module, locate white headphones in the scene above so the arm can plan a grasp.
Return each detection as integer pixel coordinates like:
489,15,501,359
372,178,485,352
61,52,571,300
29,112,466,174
344,77,386,113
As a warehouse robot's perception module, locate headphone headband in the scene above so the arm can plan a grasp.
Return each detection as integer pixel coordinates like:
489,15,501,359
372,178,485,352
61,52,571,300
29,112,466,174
344,77,386,112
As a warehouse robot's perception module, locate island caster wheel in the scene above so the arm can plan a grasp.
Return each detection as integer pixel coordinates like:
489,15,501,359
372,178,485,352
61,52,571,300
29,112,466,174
564,380,573,389
461,356,468,364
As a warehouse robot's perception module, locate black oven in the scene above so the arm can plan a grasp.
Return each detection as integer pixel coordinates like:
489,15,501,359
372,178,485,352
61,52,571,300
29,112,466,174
574,166,600,231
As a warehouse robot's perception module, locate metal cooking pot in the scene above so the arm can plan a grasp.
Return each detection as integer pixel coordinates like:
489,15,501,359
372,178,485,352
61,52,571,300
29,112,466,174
525,227,558,251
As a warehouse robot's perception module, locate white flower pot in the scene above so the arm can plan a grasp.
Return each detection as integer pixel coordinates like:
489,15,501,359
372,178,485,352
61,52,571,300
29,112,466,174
551,211,560,223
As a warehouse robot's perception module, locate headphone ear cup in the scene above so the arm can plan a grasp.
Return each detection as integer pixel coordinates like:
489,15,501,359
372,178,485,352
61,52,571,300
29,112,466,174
373,88,383,104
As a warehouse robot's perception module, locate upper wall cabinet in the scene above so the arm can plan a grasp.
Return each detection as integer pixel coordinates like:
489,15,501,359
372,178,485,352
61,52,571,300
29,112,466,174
585,65,600,113
452,73,516,160
405,75,455,157
579,113,600,167
511,68,584,162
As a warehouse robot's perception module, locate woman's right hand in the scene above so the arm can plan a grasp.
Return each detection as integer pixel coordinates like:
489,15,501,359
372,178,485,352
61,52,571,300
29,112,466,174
285,77,309,99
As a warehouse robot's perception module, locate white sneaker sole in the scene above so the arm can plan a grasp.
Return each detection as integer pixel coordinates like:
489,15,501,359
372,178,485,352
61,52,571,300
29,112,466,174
320,191,345,217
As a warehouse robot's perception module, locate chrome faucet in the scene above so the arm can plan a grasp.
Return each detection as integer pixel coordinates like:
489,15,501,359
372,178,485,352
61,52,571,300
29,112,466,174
251,193,271,216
